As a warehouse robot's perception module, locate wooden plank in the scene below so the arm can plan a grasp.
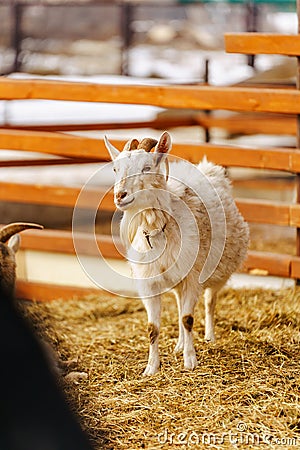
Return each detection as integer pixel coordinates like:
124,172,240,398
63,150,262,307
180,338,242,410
171,144,300,173
244,251,292,278
225,33,300,56
2,130,300,172
6,113,295,135
195,112,297,136
1,181,300,226
237,199,300,227
15,280,104,302
235,198,291,226
237,82,295,89
0,129,107,160
14,250,299,302
20,229,124,259
0,158,100,167
18,228,297,281
2,79,300,113
0,181,115,210
233,177,295,192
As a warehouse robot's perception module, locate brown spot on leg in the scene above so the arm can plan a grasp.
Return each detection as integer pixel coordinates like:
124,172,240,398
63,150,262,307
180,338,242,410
148,323,159,345
182,315,194,332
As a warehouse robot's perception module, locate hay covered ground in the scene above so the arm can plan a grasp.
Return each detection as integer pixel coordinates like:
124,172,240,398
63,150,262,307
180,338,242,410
20,288,300,449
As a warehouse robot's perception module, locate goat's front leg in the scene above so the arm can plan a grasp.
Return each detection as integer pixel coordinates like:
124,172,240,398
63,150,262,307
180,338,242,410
142,295,161,376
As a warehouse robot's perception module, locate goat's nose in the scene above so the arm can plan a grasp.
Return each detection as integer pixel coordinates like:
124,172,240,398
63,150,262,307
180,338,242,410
116,190,128,202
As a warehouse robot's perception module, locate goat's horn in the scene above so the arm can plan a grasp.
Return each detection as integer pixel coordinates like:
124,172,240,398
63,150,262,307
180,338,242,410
0,222,44,243
137,138,158,152
123,139,139,151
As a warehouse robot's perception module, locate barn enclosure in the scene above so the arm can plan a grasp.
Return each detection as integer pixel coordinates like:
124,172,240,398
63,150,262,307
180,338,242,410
1,2,300,450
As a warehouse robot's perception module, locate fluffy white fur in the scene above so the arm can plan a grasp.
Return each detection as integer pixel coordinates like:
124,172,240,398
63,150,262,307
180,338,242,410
105,132,249,375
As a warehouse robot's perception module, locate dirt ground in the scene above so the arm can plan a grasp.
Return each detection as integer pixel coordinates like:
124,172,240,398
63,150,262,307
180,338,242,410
20,287,300,449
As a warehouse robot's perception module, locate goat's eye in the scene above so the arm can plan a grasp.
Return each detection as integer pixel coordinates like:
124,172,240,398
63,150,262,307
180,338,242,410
142,166,151,173
113,167,116,173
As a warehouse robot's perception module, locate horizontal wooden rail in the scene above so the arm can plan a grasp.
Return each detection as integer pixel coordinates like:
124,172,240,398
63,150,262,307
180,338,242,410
234,177,295,192
1,112,297,136
171,144,300,173
2,79,300,113
225,33,300,56
18,229,300,282
2,130,300,172
15,251,300,302
0,129,105,160
244,251,293,278
0,158,100,168
20,229,124,259
235,198,300,227
15,280,106,302
1,182,299,226
0,181,114,210
195,112,297,136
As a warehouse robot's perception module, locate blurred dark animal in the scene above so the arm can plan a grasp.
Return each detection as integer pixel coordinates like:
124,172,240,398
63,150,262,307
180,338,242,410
0,222,44,295
0,222,94,450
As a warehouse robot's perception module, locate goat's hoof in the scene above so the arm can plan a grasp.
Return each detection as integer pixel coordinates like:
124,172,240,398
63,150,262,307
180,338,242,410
204,335,215,343
184,351,198,371
143,363,160,376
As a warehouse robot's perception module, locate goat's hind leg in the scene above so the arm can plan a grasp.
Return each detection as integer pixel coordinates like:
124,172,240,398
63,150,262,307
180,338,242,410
173,288,184,354
142,295,161,376
204,288,217,342
181,286,198,370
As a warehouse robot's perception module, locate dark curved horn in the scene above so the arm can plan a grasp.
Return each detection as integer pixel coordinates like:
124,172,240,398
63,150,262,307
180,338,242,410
137,138,158,152
0,222,44,243
123,139,139,151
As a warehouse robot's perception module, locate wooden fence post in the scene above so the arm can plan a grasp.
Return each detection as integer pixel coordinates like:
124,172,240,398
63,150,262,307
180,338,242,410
296,0,300,283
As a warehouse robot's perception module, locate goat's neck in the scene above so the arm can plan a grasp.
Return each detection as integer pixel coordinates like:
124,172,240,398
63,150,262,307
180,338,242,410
121,191,172,248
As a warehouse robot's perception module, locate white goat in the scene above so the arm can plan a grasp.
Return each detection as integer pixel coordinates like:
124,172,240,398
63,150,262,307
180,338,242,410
0,222,43,294
105,132,249,375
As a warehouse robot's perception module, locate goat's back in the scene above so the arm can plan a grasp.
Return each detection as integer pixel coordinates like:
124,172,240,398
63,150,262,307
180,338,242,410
167,159,249,289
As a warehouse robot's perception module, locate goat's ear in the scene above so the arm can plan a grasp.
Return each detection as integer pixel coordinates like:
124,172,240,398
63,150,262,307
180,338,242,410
104,135,120,161
154,131,172,165
7,234,20,254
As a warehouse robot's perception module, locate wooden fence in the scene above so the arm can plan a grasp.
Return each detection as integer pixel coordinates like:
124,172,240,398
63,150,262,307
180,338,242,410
1,30,300,300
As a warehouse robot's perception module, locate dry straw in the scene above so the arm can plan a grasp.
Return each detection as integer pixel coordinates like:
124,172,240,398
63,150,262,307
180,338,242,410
20,287,300,449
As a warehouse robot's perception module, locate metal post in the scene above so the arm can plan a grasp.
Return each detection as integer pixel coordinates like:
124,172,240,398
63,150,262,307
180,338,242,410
246,0,258,68
12,1,22,73
204,59,210,143
120,1,134,76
